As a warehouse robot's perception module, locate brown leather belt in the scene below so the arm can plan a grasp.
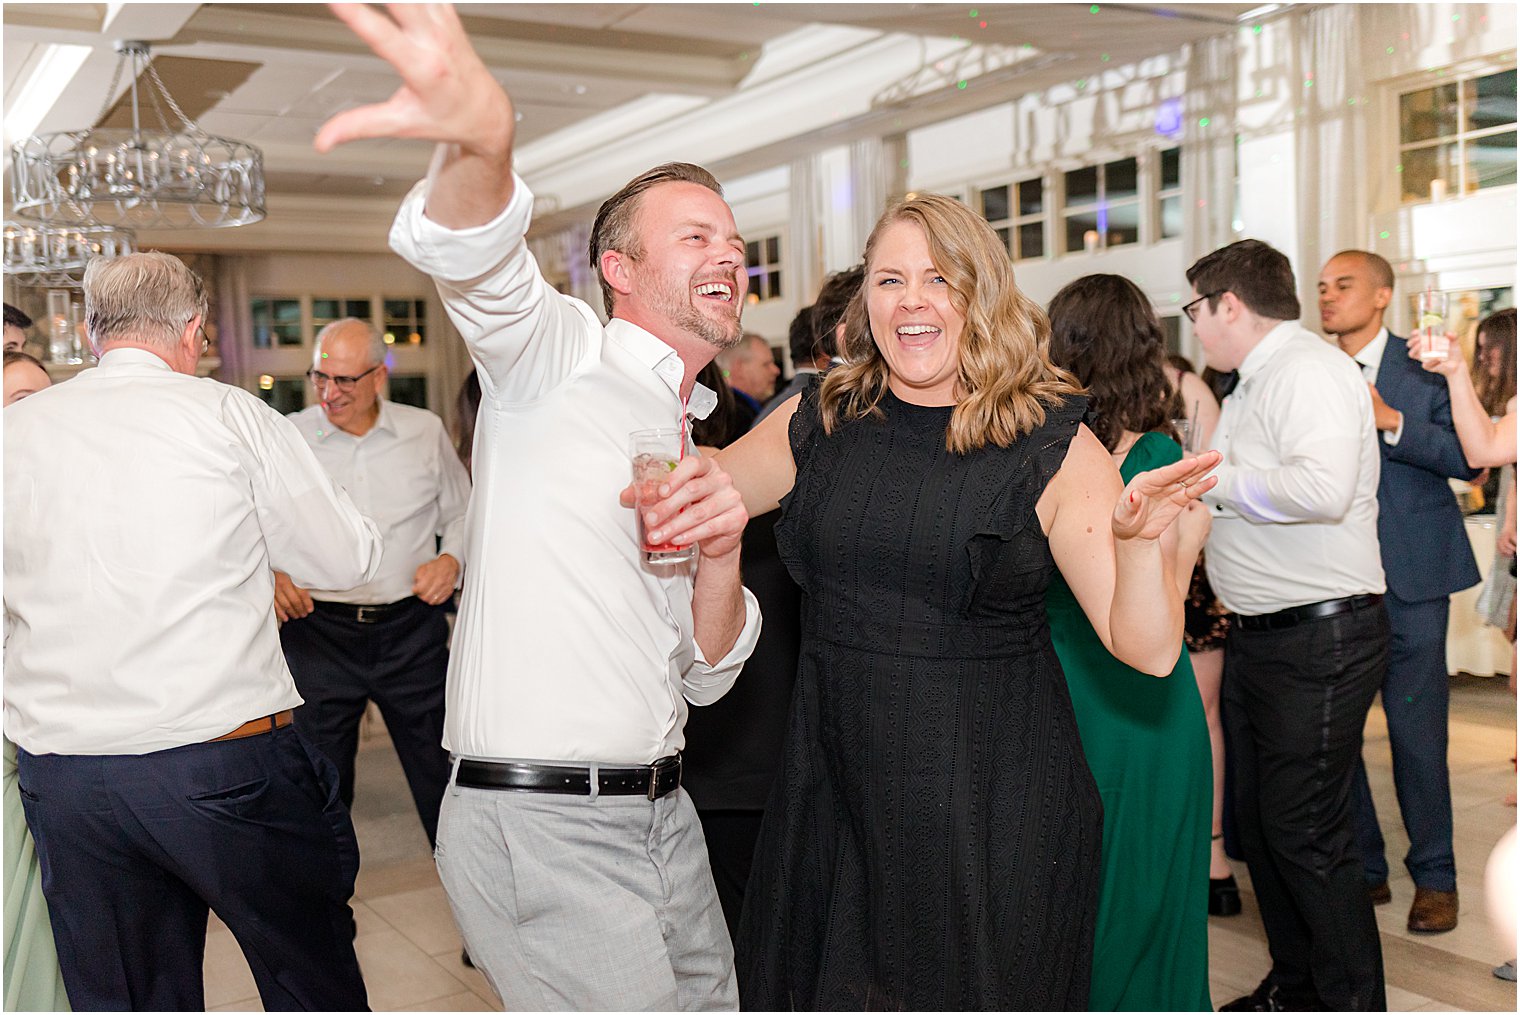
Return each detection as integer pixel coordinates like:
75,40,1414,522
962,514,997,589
210,710,294,743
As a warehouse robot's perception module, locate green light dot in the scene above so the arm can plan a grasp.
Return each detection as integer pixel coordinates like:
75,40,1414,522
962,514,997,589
1386,46,1395,54
1379,231,1390,239
1348,98,1356,106
1395,164,1404,173
1077,79,1087,89
1101,53,1110,62
1199,117,1211,127
957,80,968,89
969,8,978,16
1252,24,1262,34
1451,13,1460,20
1090,4,1100,12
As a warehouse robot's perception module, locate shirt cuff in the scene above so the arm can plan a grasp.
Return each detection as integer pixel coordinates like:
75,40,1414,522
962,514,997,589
684,586,762,705
1382,414,1404,446
388,172,535,282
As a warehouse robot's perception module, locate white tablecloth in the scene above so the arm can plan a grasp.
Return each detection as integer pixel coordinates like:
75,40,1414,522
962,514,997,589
1448,515,1514,678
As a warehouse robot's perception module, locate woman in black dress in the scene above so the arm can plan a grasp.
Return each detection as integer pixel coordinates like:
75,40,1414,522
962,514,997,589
643,194,1218,1010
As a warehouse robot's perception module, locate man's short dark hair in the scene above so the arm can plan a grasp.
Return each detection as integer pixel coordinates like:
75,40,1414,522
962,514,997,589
4,303,33,331
1185,239,1300,322
588,162,724,317
808,264,864,362
786,305,816,365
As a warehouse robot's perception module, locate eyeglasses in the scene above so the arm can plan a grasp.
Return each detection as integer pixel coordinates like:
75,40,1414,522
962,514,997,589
196,324,210,355
306,365,380,393
1182,291,1225,323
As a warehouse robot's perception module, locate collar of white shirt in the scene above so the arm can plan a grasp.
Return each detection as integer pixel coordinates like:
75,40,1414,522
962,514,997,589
604,317,718,421
98,347,174,372
1235,320,1301,386
312,398,400,442
1350,327,1390,376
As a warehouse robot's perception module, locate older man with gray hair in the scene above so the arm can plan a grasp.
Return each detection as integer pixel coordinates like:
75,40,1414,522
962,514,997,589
4,252,381,1010
277,317,470,853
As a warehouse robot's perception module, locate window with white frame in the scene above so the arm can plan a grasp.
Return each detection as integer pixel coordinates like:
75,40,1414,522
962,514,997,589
745,235,783,303
979,178,1046,261
1062,157,1140,254
1158,147,1182,240
1398,68,1516,202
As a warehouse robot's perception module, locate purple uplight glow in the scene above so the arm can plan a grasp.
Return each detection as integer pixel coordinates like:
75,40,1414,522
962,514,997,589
1156,97,1184,136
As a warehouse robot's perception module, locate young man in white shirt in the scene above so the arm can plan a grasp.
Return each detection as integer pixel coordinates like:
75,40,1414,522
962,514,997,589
4,252,381,1010
1188,239,1388,1012
317,6,759,1009
276,318,470,853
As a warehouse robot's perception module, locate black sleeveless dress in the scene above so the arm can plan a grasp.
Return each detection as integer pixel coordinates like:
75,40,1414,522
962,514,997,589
735,382,1101,1011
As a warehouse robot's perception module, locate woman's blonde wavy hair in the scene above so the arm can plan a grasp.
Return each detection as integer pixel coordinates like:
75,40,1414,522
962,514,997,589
819,193,1081,454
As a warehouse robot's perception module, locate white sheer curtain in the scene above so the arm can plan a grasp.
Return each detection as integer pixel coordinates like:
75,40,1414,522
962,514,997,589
1183,33,1240,270
848,134,908,258
1292,3,1367,324
788,153,825,310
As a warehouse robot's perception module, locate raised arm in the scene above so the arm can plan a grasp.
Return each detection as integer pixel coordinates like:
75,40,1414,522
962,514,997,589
316,3,514,228
1040,426,1220,675
716,395,803,517
1414,337,1518,468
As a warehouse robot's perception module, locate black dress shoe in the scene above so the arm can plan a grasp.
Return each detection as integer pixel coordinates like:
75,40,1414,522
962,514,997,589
1209,873,1242,916
1368,880,1392,905
461,947,475,968
1219,979,1322,1011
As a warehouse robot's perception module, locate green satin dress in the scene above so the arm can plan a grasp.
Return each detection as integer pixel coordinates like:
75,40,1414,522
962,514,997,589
5,737,70,1012
1046,432,1212,1011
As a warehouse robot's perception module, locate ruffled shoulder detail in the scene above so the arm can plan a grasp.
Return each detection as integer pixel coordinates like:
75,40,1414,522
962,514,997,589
965,393,1090,591
785,373,827,477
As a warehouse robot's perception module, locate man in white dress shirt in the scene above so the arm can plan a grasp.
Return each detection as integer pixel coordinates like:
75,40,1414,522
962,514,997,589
318,6,760,1010
1189,240,1388,1012
276,317,469,851
3,252,381,1010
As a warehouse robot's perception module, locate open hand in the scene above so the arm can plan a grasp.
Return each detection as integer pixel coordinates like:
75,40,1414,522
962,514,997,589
316,4,514,158
625,454,748,561
1113,450,1222,542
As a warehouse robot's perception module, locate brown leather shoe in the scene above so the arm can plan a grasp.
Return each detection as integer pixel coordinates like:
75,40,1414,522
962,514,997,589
1368,881,1392,905
1408,887,1458,933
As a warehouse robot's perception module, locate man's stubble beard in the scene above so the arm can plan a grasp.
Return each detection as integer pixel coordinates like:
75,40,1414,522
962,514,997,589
645,267,743,352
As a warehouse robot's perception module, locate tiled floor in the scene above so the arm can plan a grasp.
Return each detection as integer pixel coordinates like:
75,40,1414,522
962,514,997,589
204,675,1518,1012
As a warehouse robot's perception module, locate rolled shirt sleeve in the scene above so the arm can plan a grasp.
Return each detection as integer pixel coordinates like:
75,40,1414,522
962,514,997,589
683,586,762,706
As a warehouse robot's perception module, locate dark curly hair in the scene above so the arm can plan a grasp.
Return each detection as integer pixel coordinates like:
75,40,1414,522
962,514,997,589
1047,274,1184,452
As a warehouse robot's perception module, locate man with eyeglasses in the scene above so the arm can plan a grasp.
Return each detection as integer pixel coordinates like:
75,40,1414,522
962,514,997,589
4,252,380,1009
1186,240,1388,1012
277,317,470,856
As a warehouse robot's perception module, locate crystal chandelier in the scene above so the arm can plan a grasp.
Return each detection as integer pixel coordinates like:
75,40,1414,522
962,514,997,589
9,40,265,229
2,221,136,288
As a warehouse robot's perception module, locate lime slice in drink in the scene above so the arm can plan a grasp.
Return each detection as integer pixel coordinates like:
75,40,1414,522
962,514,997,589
667,460,679,472
1419,313,1444,328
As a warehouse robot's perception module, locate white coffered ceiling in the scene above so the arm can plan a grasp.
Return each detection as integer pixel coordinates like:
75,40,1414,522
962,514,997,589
3,3,1273,250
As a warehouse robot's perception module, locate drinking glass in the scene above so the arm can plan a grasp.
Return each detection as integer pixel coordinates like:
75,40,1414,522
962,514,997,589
1170,417,1196,453
630,427,696,566
1416,290,1449,361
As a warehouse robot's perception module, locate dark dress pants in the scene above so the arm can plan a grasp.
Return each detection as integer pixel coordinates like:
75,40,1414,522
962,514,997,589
17,725,368,1012
1224,602,1389,1011
279,598,450,846
1350,593,1456,890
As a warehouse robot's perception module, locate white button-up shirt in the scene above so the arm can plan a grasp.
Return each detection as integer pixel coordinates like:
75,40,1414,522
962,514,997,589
288,400,470,604
389,174,760,765
4,349,382,755
1348,327,1405,446
1202,322,1386,616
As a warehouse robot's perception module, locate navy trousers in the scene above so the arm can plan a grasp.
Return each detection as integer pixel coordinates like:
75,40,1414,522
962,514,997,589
1224,601,1388,1011
17,725,368,1012
279,597,450,846
1350,592,1456,890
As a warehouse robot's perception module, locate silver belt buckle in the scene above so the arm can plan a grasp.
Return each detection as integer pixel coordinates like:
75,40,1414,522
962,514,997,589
355,605,382,624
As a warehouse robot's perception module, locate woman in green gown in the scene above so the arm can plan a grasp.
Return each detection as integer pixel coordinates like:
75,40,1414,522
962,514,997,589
1045,274,1214,1011
5,737,70,1012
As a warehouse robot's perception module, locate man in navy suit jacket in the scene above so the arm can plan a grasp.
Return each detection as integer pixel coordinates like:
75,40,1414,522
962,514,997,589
1318,250,1480,934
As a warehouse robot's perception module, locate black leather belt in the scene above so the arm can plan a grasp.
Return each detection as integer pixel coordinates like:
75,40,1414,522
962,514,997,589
1233,593,1383,632
455,755,682,801
311,597,419,624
